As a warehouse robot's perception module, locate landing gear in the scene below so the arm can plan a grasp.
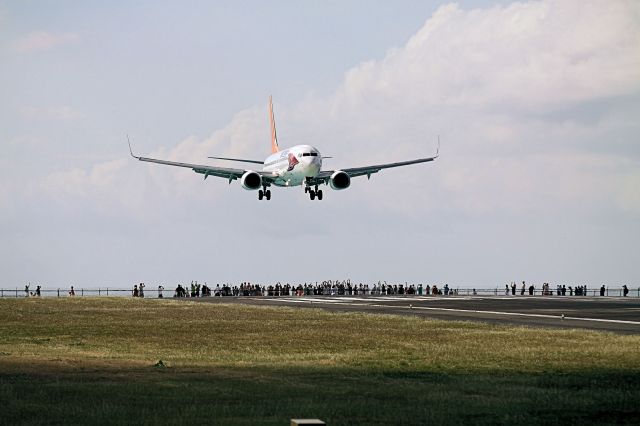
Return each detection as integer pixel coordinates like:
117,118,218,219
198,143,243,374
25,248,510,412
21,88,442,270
306,185,323,201
258,186,271,201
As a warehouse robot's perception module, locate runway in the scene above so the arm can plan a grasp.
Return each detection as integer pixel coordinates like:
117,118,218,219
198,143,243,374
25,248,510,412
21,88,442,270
188,295,640,334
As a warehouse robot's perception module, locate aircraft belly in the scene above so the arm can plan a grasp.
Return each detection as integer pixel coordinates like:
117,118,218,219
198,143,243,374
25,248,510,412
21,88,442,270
272,171,304,187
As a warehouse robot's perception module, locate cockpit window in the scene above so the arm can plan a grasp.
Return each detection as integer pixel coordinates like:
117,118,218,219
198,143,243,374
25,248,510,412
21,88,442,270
301,152,318,157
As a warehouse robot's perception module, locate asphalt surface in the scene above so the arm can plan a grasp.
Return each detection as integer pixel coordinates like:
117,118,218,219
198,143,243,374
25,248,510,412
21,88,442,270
186,295,640,334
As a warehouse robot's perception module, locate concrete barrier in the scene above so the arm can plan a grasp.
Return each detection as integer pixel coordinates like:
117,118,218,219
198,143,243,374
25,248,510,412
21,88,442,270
291,419,325,426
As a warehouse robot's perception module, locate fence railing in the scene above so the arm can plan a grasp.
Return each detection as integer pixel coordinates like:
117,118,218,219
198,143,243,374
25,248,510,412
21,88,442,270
0,287,638,298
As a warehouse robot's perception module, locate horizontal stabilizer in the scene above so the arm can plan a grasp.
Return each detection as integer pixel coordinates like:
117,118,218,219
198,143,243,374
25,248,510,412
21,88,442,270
208,156,264,165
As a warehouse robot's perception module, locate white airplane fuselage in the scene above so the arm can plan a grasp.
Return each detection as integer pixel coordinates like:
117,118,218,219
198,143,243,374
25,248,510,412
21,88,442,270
262,144,322,187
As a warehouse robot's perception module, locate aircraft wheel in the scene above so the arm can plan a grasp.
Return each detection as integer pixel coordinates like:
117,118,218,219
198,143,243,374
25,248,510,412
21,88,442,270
317,190,323,200
310,190,316,200
265,190,271,200
258,190,264,200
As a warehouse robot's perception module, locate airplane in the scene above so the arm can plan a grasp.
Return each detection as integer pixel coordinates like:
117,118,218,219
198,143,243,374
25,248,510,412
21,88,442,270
128,96,439,201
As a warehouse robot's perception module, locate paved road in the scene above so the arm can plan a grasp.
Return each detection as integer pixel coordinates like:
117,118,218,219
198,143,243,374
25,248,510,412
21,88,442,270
186,295,640,334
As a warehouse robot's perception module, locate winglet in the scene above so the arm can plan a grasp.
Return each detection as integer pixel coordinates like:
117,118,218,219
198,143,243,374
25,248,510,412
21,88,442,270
269,95,279,154
435,135,441,158
127,135,140,159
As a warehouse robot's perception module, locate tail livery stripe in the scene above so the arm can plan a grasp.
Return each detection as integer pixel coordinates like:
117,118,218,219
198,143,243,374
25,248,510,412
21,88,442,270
269,95,279,153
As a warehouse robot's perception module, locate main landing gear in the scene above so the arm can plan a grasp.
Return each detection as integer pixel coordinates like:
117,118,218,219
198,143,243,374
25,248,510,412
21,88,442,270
305,185,323,201
258,186,271,201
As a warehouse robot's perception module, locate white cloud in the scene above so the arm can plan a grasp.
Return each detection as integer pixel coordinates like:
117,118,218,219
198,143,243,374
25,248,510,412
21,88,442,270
42,159,127,200
335,1,640,113
11,31,80,53
313,0,640,215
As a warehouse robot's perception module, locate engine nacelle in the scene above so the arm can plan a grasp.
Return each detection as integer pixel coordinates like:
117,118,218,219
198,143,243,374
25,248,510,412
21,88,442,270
240,171,262,190
329,170,351,190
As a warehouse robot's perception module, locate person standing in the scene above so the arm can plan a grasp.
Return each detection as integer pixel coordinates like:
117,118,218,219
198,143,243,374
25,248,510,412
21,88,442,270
158,285,164,298
69,286,75,296
623,285,629,297
133,285,139,297
139,283,145,298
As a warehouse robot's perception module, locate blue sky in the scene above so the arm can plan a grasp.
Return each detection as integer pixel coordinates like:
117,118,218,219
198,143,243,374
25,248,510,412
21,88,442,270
1,1,639,289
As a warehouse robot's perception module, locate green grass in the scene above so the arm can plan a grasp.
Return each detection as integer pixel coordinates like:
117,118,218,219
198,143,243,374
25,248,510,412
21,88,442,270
1,298,639,425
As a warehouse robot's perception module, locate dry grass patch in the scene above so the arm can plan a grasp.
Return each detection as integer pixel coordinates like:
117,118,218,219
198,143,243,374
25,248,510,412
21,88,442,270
1,297,638,372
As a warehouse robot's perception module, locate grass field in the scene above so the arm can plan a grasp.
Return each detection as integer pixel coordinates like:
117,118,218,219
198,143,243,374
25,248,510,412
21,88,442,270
1,298,639,425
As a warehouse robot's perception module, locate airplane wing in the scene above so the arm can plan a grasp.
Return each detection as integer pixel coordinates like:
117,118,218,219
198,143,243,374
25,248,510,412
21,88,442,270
310,155,439,186
311,138,440,185
128,141,275,184
324,156,438,178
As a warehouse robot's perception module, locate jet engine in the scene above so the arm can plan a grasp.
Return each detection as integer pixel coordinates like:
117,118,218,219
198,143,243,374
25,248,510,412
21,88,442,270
329,170,351,190
240,171,262,190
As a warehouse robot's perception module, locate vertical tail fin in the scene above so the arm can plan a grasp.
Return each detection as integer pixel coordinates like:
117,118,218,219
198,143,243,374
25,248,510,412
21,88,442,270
269,95,279,154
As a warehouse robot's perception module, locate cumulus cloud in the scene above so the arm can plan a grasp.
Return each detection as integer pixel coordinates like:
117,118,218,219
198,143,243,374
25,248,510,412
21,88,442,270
314,0,640,215
11,31,80,53
336,1,640,112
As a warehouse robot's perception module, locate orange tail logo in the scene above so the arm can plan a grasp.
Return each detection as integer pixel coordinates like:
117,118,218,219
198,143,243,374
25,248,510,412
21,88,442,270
269,95,279,154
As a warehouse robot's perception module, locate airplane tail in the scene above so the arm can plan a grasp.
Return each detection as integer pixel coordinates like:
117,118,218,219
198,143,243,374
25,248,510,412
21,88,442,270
269,95,279,154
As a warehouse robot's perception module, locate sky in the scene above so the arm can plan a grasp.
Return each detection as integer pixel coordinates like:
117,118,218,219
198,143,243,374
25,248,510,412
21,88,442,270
1,0,639,289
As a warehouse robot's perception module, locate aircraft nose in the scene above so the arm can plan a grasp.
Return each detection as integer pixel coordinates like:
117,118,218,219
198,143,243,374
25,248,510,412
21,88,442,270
305,159,321,176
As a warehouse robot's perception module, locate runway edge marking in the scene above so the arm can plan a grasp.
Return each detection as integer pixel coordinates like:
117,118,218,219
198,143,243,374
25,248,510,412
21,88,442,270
258,298,640,326
381,305,640,325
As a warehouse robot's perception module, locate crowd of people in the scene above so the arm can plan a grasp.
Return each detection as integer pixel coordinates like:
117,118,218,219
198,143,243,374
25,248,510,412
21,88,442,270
121,279,636,298
159,281,465,298
503,281,617,296
172,282,211,298
14,281,635,298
